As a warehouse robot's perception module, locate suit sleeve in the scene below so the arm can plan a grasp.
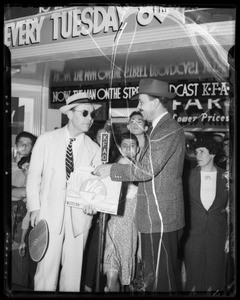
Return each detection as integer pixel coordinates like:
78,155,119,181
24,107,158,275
26,134,45,212
110,125,184,182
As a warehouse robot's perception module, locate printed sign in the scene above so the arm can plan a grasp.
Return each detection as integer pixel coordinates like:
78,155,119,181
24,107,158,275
101,132,110,163
170,81,230,129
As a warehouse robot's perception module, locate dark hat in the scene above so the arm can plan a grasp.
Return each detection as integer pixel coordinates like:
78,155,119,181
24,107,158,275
193,135,219,154
59,92,102,114
131,78,176,100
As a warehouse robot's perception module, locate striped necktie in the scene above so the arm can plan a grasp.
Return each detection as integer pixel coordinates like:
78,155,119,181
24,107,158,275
66,138,75,180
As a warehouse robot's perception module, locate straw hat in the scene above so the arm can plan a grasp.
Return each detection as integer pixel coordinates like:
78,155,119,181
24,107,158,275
59,92,102,114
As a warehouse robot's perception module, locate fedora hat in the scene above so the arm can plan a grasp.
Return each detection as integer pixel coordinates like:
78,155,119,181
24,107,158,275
131,78,176,100
59,92,102,114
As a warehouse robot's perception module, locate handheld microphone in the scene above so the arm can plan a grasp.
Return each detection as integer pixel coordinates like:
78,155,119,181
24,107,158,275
103,119,111,133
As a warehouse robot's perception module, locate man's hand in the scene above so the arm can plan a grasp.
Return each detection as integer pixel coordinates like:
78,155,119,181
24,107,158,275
19,242,27,257
82,204,97,215
30,210,40,227
92,164,112,179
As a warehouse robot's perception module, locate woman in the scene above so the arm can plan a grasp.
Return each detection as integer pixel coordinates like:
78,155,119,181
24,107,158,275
182,135,228,292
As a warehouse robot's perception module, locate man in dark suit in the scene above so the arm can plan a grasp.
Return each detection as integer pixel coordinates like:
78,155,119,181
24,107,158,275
93,78,185,292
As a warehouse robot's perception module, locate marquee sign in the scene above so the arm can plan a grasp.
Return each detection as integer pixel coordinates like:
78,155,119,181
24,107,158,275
4,6,170,48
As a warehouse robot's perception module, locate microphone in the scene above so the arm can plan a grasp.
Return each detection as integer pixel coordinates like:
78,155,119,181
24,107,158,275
103,119,112,133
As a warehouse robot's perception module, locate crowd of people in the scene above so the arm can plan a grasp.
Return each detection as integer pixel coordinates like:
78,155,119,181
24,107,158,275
10,78,233,294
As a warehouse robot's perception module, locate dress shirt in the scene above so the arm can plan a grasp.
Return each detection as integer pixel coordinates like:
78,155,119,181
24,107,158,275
200,171,217,210
151,111,168,132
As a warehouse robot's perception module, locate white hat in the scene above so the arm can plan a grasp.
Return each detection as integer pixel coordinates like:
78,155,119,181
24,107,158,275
59,92,102,114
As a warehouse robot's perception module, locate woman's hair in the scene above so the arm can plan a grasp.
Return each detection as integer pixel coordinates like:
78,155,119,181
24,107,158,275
193,135,220,155
15,131,37,145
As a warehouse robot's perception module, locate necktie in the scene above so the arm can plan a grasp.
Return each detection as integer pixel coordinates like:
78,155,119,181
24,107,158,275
66,138,75,180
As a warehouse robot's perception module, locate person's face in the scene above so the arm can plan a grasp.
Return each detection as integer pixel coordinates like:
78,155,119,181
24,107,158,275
16,137,33,156
137,94,157,122
195,147,215,169
120,138,139,160
68,103,95,134
127,114,147,135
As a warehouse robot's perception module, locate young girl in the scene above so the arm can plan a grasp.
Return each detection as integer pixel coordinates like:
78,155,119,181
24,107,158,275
103,132,140,292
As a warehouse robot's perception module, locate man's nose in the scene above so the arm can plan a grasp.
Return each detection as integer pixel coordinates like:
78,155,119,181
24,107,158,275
87,114,93,121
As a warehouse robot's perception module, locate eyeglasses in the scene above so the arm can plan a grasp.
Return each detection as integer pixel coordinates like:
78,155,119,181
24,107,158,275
17,141,32,148
73,109,96,119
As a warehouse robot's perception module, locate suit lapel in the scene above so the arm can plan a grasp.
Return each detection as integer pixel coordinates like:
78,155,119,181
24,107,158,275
150,113,171,136
139,113,172,162
139,136,149,162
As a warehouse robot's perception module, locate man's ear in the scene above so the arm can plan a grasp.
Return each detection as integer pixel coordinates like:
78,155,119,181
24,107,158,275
66,110,73,120
154,97,161,109
144,125,148,132
127,124,130,131
137,146,140,154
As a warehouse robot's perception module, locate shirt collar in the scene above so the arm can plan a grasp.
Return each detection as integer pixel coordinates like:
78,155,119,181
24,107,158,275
151,111,168,130
65,125,83,142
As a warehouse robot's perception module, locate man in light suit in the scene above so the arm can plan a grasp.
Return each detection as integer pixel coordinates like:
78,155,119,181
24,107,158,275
26,92,102,292
93,78,185,292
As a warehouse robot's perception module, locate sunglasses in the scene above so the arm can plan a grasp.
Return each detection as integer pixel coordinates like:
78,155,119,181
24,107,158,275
73,109,96,119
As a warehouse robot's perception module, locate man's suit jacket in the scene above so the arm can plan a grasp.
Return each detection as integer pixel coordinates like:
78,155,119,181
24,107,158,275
26,126,101,237
183,166,228,236
111,113,186,233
